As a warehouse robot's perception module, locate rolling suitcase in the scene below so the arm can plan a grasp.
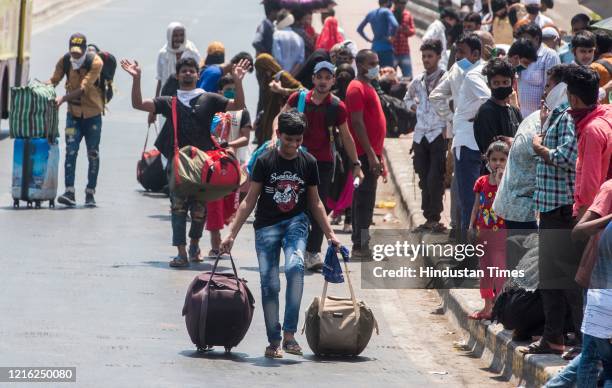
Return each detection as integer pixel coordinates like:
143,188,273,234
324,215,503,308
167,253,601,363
182,254,255,353
12,138,59,209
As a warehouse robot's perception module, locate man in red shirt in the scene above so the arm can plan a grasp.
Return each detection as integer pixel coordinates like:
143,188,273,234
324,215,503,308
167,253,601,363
392,0,416,79
564,65,612,219
346,49,387,257
276,61,364,270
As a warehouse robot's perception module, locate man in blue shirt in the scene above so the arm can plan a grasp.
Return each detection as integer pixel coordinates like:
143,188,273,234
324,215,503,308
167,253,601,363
357,0,399,68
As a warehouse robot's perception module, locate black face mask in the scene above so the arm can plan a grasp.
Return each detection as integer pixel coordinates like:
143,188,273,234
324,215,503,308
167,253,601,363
491,86,513,100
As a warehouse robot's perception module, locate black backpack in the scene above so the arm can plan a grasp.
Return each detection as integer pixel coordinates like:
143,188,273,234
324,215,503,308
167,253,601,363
63,49,117,105
492,288,544,336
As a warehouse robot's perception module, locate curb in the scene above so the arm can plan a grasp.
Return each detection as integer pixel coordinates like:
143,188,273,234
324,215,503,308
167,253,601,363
384,137,567,388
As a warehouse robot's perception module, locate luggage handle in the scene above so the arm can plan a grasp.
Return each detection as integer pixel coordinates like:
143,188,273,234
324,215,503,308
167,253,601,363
198,253,242,347
319,250,360,322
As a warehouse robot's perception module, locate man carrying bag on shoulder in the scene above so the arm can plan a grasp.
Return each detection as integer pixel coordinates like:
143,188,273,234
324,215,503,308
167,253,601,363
121,56,250,267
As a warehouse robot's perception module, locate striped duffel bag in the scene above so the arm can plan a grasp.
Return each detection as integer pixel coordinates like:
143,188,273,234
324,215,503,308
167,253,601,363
9,82,59,139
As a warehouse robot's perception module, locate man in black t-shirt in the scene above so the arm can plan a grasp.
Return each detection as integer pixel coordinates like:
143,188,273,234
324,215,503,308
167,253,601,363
220,110,341,359
121,56,249,267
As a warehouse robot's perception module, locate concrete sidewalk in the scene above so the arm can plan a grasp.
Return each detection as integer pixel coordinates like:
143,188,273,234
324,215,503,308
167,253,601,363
384,136,569,388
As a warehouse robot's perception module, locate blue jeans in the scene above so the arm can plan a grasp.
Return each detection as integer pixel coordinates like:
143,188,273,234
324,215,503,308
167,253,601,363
453,146,482,235
375,49,394,68
255,213,309,344
545,334,612,388
394,53,413,79
65,113,102,191
579,334,612,387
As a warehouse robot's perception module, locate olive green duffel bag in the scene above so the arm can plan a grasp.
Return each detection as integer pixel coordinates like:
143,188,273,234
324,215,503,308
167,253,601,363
303,260,379,357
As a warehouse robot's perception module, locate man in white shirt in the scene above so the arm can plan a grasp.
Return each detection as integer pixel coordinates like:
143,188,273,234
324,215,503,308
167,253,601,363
272,10,305,74
422,8,460,70
430,33,484,239
405,39,447,232
452,32,494,243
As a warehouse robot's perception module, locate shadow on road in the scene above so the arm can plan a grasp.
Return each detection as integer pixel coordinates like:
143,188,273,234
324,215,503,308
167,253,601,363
141,260,232,272
179,349,305,367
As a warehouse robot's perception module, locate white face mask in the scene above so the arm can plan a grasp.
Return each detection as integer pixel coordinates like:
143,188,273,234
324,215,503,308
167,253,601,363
545,82,567,110
70,54,87,70
366,65,380,80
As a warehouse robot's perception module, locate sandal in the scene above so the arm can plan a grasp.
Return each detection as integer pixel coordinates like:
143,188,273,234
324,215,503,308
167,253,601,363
188,245,203,263
207,249,220,258
468,310,492,320
562,346,581,360
342,223,352,234
282,338,303,356
518,339,564,355
264,344,283,359
169,256,189,268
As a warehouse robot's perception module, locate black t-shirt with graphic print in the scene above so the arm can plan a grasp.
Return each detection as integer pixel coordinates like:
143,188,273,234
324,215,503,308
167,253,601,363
153,92,228,158
251,148,319,230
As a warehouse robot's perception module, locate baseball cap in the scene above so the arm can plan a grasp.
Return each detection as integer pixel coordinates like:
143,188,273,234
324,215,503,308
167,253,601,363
69,33,87,55
313,61,336,75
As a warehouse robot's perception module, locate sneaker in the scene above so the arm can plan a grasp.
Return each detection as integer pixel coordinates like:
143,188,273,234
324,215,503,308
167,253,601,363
304,251,323,271
57,191,76,207
85,192,96,208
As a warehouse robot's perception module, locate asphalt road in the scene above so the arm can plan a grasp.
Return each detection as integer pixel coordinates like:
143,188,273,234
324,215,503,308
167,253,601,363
0,1,515,387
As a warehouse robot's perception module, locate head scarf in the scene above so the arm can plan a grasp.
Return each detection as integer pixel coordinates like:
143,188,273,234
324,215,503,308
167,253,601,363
316,16,344,52
254,54,302,144
294,49,330,89
158,22,201,85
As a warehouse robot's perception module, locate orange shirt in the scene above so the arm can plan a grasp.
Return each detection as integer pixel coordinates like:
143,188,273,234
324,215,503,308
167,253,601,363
591,53,612,105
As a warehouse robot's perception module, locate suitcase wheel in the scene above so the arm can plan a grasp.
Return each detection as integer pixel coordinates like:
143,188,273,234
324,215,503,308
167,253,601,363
224,346,232,354
49,199,55,209
27,201,33,209
13,199,20,209
35,201,41,209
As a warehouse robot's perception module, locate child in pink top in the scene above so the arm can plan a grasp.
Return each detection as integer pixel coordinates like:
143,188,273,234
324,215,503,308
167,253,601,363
468,141,509,320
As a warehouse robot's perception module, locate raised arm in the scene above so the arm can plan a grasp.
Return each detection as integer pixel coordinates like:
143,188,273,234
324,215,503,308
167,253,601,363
120,59,156,113
225,59,250,112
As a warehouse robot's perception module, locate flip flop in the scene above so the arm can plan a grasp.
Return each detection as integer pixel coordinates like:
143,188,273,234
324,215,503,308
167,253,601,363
519,340,564,355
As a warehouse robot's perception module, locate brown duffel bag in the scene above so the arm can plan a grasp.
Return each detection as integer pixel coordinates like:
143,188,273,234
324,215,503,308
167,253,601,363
303,260,379,357
182,254,255,352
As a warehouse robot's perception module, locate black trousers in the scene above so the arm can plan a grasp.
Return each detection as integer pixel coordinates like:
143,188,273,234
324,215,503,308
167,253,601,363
413,135,446,223
306,161,333,254
351,154,379,249
538,205,584,344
